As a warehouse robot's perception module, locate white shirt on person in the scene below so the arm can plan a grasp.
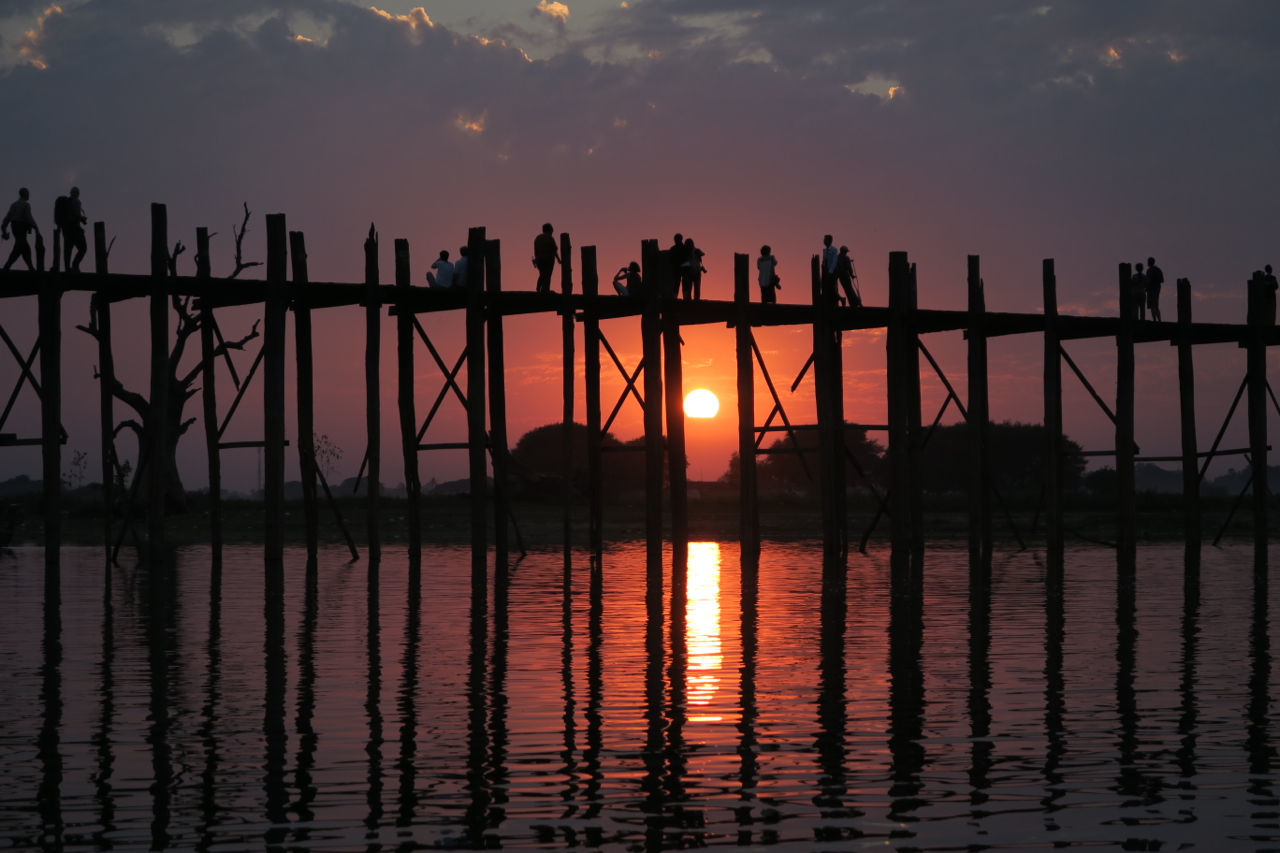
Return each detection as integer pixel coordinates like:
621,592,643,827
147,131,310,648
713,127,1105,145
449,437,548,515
431,258,454,288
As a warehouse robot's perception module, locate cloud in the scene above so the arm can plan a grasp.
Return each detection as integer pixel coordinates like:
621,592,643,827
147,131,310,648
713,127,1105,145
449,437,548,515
533,0,569,27
369,5,433,36
14,3,64,69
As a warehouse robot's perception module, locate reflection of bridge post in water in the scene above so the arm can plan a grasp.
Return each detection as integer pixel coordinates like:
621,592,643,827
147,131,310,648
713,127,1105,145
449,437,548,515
887,549,925,825
94,563,117,848
289,558,319,845
363,558,384,842
196,559,224,849
664,543,692,837
581,559,605,843
1247,553,1273,790
462,552,511,845
967,550,993,812
489,549,512,834
735,547,759,840
395,557,421,833
143,564,177,849
1113,551,1146,802
1177,548,1200,790
641,543,667,849
1040,551,1066,825
263,555,289,847
464,555,490,846
38,560,64,848
814,553,856,841
558,551,580,832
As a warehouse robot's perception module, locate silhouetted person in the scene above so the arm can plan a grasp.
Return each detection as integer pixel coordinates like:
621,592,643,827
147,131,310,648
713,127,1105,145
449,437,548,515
613,261,641,296
1131,261,1147,321
56,186,87,272
2,187,39,271
533,223,559,294
453,245,469,288
681,237,705,300
821,234,837,293
1264,264,1279,326
668,233,688,297
1145,256,1164,322
426,249,453,288
757,245,779,304
835,245,860,306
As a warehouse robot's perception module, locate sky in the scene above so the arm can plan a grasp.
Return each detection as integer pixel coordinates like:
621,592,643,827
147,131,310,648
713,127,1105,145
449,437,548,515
0,1,1277,492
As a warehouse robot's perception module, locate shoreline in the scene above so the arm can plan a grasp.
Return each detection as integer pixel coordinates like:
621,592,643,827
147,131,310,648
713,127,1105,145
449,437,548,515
12,492,1270,549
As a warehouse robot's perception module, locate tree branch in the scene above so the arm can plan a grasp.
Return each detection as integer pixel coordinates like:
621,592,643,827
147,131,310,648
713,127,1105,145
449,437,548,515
179,318,261,388
229,202,263,279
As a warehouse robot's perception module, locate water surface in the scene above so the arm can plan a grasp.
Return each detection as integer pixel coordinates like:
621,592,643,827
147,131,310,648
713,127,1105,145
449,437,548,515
0,542,1274,849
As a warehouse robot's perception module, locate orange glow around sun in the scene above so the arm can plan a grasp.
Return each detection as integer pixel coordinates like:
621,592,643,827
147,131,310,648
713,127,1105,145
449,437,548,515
684,388,719,418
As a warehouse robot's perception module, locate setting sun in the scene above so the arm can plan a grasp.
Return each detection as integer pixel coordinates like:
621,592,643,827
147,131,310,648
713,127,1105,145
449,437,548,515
684,388,720,418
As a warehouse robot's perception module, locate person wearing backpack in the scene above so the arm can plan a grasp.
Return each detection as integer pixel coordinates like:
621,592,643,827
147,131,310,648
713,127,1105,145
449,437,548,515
56,187,87,272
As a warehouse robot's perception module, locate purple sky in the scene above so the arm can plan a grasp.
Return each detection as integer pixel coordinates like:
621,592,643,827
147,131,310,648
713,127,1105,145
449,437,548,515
0,1,1276,491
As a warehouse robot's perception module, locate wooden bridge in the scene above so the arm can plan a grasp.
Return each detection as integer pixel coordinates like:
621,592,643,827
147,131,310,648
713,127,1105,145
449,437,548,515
1,203,1275,572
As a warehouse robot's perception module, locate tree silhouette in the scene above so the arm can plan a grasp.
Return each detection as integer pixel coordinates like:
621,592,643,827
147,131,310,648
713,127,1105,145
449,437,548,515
509,422,653,497
721,423,885,493
77,205,263,513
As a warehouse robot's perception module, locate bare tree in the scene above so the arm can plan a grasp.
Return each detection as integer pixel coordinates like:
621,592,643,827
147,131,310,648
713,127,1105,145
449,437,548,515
78,206,263,512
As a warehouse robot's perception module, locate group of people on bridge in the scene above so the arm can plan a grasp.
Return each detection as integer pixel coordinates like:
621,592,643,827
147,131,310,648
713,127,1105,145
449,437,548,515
2,186,87,272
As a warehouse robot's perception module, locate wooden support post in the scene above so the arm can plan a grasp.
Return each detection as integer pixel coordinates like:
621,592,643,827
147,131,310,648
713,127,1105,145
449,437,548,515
560,232,574,550
830,262,847,560
640,238,664,568
1116,263,1137,558
812,254,843,562
663,263,688,556
582,246,604,557
1176,278,1200,552
486,239,510,566
264,214,287,564
907,262,923,556
1043,259,1064,552
364,223,381,561
94,222,114,560
196,227,222,565
1247,274,1269,556
734,253,759,556
395,238,421,557
466,227,488,558
39,236,61,567
887,252,923,559
291,231,318,559
967,255,991,560
148,203,169,563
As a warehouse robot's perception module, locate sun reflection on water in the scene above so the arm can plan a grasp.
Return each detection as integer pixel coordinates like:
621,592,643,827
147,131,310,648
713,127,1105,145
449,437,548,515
686,541,723,722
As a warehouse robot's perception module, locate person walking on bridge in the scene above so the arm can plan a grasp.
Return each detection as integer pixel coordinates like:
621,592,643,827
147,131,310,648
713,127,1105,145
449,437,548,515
533,223,560,294
2,188,39,271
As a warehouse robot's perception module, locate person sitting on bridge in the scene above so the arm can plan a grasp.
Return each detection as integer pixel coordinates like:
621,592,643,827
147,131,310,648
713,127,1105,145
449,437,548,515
426,249,454,287
613,261,642,296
